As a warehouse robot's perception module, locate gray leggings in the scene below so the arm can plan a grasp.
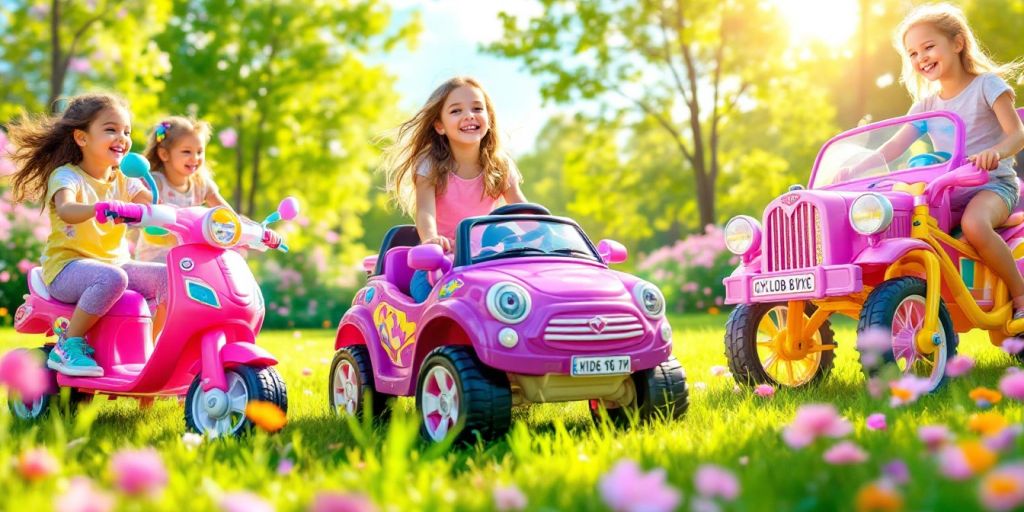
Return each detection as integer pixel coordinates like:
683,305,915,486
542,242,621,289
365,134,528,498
48,259,168,316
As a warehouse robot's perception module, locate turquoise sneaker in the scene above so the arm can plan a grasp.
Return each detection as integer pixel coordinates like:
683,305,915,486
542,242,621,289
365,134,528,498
47,336,103,377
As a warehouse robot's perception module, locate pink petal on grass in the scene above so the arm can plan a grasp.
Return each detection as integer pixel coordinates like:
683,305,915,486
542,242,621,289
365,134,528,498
866,413,887,431
310,492,377,512
694,464,740,501
999,371,1024,401
823,441,868,465
220,492,274,512
919,425,954,451
710,365,729,377
54,477,115,512
0,349,49,403
938,445,974,481
883,459,910,486
1002,338,1024,355
985,424,1024,453
16,447,59,481
754,384,775,397
493,484,528,511
946,355,975,377
110,448,167,496
980,463,1024,511
782,404,852,449
598,459,681,512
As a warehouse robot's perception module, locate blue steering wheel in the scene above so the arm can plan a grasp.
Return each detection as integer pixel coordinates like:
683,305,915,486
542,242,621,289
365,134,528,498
907,151,951,168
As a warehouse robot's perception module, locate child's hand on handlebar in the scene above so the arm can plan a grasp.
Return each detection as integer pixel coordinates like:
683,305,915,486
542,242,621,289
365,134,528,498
422,236,452,252
94,201,144,224
262,229,283,249
968,149,1001,170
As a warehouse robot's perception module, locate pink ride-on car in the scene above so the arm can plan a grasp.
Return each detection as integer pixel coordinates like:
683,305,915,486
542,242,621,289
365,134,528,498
723,108,1024,393
331,203,687,443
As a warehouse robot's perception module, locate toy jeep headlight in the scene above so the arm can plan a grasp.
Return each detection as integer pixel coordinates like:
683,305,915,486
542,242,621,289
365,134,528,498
724,215,761,255
633,281,666,318
487,282,531,324
202,207,242,248
849,193,893,235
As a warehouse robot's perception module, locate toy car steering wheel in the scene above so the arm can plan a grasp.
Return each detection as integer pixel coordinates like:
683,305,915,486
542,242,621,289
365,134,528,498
489,203,551,216
907,151,951,168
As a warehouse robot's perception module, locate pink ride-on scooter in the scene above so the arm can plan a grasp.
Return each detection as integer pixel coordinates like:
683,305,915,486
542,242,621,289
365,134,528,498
7,153,297,437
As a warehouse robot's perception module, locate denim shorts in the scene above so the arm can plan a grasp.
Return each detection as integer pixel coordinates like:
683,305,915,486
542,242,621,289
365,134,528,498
951,175,1021,213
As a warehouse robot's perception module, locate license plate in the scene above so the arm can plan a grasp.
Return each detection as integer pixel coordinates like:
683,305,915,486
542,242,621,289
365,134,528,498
571,356,631,376
752,272,816,297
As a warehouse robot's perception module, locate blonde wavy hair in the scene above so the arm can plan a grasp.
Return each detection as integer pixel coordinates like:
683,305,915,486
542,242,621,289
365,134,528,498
381,76,513,216
142,115,214,189
894,2,1022,102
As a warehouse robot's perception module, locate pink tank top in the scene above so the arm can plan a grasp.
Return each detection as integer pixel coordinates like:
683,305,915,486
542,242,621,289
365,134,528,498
434,173,504,240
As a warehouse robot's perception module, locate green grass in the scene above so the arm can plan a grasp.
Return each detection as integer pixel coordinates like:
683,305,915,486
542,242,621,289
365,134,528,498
2,313,1023,511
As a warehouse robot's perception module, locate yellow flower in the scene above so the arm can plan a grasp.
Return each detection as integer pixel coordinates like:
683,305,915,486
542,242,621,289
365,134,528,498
322,319,332,329
245,401,287,432
960,440,998,473
891,387,912,402
855,482,904,512
0,307,8,317
969,412,1008,436
708,306,720,315
969,387,1003,405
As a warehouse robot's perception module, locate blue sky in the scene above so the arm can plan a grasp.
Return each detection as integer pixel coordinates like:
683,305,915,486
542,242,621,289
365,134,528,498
376,1,562,156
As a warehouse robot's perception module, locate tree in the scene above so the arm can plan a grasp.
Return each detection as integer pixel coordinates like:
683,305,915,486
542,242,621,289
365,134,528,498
490,0,795,234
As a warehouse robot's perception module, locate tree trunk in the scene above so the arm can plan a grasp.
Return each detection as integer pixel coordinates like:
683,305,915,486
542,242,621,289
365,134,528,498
246,111,266,219
233,115,245,212
693,166,715,232
48,0,63,111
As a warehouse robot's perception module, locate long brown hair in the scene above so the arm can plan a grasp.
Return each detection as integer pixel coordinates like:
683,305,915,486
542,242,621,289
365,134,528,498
894,3,1023,102
381,76,512,216
142,115,214,189
7,92,130,202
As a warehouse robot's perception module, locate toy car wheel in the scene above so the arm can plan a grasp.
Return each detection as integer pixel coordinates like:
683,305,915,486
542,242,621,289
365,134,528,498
859,276,958,392
329,346,388,420
185,365,287,437
416,346,511,444
589,356,689,426
725,302,835,387
7,346,59,420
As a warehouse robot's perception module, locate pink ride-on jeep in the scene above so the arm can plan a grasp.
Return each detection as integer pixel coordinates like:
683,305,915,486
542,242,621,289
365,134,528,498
330,204,687,443
722,108,1024,393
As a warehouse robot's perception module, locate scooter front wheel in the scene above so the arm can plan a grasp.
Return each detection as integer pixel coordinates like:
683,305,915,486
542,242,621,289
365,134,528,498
184,365,287,437
7,346,57,421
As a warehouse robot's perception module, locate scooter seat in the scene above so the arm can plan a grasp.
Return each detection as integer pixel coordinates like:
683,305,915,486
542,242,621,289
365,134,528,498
28,267,151,317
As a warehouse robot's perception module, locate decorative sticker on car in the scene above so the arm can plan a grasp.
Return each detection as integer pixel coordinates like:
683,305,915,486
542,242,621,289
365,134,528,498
437,278,464,300
373,302,417,366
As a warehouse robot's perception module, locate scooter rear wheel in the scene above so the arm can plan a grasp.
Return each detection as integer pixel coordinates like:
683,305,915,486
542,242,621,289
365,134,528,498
184,365,287,437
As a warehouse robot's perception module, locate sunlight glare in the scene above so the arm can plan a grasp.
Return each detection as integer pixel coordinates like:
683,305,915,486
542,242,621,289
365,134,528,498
773,0,860,47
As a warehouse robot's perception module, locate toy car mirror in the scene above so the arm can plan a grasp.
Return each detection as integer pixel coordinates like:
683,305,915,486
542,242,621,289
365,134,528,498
597,239,628,265
408,244,450,272
119,152,158,204
263,197,300,225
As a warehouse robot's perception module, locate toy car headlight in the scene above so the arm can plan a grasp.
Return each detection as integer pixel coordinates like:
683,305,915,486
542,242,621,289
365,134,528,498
849,193,894,235
202,207,242,248
487,282,531,324
724,216,761,255
633,282,665,318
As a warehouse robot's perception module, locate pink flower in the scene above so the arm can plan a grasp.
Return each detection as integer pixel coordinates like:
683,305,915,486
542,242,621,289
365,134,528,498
68,57,92,74
980,463,1024,511
754,384,775,397
16,447,59,481
866,413,887,431
325,230,339,244
1000,371,1024,401
782,404,852,448
0,270,9,282
883,459,910,486
310,492,377,512
823,441,868,465
302,367,313,376
1002,338,1024,355
919,425,954,451
598,459,681,512
0,349,49,403
694,464,739,501
946,355,975,377
54,477,115,512
219,128,238,148
985,424,1024,452
710,365,729,377
938,445,974,480
889,375,933,407
866,377,885,398
276,459,294,475
17,258,33,274
857,328,891,368
110,448,167,496
493,484,528,511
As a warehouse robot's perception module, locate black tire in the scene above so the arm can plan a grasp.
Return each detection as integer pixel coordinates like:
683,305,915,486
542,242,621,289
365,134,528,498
184,365,287,437
590,356,689,426
415,346,511,444
329,346,388,420
725,302,836,387
7,346,58,420
858,277,958,391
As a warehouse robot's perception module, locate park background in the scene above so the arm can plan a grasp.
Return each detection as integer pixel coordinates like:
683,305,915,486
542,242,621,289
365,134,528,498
4,1,1024,511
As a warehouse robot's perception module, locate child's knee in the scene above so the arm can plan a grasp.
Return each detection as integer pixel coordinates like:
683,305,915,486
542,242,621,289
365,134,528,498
961,214,995,241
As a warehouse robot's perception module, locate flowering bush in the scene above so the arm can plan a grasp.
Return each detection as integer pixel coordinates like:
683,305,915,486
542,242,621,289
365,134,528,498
253,248,354,329
637,225,736,313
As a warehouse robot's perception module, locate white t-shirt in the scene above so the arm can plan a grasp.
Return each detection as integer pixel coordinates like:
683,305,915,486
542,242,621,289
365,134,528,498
134,172,219,262
909,72,1017,179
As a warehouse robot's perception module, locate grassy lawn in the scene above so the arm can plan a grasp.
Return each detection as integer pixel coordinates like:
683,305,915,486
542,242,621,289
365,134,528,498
2,313,1023,511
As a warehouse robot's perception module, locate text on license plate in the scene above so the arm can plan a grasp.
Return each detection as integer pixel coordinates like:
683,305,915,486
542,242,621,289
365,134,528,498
571,356,631,376
752,272,816,297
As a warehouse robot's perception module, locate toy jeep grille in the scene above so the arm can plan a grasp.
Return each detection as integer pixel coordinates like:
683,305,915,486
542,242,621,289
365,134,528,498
765,202,822,272
543,313,644,342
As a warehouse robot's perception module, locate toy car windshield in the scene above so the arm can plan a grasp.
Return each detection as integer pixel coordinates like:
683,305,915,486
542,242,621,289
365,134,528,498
467,218,600,264
810,114,960,189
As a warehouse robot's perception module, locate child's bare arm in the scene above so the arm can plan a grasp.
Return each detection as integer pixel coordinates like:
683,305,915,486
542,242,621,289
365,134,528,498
131,188,153,204
205,187,231,209
414,176,450,251
53,189,100,224
969,93,1024,170
503,178,528,204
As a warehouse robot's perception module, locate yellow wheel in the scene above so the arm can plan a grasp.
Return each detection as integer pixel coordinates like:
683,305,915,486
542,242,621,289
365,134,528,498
725,302,835,387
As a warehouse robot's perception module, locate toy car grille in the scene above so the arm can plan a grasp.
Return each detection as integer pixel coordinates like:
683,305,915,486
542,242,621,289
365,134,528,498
765,202,821,272
543,313,645,342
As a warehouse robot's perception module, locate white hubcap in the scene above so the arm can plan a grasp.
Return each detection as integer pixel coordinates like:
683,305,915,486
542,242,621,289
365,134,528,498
333,360,360,415
191,372,249,437
420,365,460,441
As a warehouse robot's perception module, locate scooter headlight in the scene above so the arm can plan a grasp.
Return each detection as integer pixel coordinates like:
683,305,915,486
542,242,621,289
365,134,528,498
202,207,242,248
724,215,762,256
849,193,894,235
